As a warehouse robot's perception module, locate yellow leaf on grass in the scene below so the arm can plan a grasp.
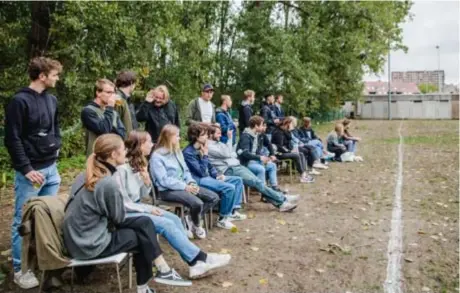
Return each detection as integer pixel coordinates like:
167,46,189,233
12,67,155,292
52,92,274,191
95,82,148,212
277,219,286,225
231,226,238,233
220,248,231,254
248,213,256,219
259,278,268,285
222,281,233,288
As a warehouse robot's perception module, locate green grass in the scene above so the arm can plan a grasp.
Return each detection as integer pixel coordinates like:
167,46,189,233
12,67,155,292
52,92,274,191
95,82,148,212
373,134,458,146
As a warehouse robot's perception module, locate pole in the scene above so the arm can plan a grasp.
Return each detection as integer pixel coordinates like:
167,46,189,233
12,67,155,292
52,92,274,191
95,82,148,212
388,43,392,120
436,45,441,92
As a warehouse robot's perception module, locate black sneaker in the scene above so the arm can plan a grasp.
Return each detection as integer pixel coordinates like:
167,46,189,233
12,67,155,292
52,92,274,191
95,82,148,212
154,269,192,287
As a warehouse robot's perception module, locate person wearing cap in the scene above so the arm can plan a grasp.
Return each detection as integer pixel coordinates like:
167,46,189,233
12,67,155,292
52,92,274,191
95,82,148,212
186,84,216,126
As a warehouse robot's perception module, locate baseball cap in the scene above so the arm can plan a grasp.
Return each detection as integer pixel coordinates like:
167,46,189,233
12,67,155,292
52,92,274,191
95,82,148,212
202,84,214,92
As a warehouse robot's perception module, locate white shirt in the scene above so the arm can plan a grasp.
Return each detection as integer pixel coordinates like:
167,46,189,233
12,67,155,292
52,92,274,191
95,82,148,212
198,97,213,123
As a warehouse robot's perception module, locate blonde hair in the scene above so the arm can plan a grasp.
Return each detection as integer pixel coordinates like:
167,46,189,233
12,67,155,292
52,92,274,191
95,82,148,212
290,116,298,128
155,124,180,154
244,89,255,99
154,85,170,103
334,123,344,135
342,118,351,126
85,134,124,191
94,78,115,96
221,95,231,104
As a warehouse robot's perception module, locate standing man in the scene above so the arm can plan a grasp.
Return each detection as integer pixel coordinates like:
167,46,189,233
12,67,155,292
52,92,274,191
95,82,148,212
81,79,126,157
215,95,236,145
4,57,63,289
115,70,139,132
238,89,254,134
274,95,285,120
186,84,216,125
260,94,278,136
136,85,180,143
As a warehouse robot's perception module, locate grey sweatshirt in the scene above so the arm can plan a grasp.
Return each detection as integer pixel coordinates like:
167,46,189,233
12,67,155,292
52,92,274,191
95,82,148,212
63,173,125,260
207,139,241,174
116,164,155,214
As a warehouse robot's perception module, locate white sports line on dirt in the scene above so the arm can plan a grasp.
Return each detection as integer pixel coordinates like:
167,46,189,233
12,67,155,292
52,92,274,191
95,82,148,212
384,121,405,293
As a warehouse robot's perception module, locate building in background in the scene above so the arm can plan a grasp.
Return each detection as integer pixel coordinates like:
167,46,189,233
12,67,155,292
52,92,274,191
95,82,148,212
391,70,445,88
363,81,420,95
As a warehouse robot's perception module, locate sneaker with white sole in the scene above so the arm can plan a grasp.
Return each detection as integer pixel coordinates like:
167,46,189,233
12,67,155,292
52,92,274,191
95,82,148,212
300,176,315,183
184,215,194,239
189,253,231,279
313,162,329,169
228,211,247,221
193,225,206,239
14,270,39,289
154,268,192,286
279,201,297,212
217,217,236,229
309,169,321,175
285,194,300,203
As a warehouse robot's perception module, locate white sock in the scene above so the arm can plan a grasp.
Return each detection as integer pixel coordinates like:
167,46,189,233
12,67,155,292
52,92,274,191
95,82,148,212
137,284,148,293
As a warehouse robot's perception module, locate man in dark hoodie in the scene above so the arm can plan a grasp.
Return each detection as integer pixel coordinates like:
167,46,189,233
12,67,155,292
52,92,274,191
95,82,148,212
81,79,126,157
4,57,63,289
260,94,279,136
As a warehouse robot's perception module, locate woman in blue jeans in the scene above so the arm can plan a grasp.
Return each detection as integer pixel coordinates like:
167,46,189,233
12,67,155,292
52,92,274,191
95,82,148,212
117,130,231,280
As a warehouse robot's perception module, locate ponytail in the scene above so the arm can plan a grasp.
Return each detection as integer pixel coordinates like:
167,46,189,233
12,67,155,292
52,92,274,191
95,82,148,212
85,153,109,191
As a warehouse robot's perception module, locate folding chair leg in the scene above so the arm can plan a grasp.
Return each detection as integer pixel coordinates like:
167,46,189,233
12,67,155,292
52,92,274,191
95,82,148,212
71,267,74,293
203,214,209,233
116,264,122,293
128,254,133,289
289,160,293,183
209,211,213,230
38,270,46,293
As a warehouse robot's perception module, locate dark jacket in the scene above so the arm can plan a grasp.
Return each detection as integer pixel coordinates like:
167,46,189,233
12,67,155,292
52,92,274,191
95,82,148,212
136,100,180,143
216,107,236,145
238,102,253,133
271,127,292,153
260,104,277,133
186,97,216,126
273,103,284,119
116,89,138,131
295,126,319,144
81,102,126,157
182,145,218,180
236,128,275,166
4,87,61,175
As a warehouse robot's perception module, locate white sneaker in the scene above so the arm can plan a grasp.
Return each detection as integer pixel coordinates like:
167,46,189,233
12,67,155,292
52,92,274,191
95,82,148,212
14,270,39,289
189,253,231,279
193,224,206,239
279,201,297,212
184,216,194,239
228,211,247,221
217,217,236,230
309,169,321,175
313,162,329,169
285,194,300,203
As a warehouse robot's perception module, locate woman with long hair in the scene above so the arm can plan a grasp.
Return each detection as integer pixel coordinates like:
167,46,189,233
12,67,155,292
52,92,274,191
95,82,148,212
63,134,165,293
119,130,231,280
150,125,220,239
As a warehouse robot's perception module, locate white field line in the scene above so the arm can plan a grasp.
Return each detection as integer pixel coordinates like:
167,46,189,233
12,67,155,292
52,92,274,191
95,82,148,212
384,121,405,293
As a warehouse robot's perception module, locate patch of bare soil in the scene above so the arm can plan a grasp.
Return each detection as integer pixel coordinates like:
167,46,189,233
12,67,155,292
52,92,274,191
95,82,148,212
0,120,458,293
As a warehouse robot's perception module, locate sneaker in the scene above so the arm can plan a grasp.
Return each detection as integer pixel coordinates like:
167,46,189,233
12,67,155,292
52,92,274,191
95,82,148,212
217,217,236,229
279,201,297,212
228,211,247,221
154,269,192,286
313,162,329,169
309,169,321,175
193,225,206,239
14,270,39,289
189,253,231,279
183,216,194,239
272,186,288,194
300,176,315,184
285,194,300,203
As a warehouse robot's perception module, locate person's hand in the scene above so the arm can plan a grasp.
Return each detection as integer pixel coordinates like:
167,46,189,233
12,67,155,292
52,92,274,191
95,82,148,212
269,156,277,162
107,94,116,107
227,130,233,139
140,170,151,186
274,119,280,124
151,207,163,216
145,90,155,103
217,174,225,181
340,145,347,151
26,170,45,185
260,156,270,164
185,184,199,195
355,137,361,142
201,141,209,155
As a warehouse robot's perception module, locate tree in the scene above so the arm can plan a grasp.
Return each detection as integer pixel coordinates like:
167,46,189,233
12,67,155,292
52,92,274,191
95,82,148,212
418,83,438,94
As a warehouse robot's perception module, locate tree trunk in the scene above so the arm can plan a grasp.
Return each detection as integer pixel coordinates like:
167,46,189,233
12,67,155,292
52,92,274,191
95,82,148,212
28,1,54,58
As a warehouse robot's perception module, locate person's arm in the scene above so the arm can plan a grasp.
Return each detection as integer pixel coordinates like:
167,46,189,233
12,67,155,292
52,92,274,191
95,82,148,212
136,101,152,122
4,99,33,175
115,116,127,139
243,106,251,129
186,100,200,126
208,140,233,159
271,131,289,153
115,99,133,135
182,148,207,178
177,152,196,185
53,97,62,143
204,156,218,178
264,136,276,156
114,168,154,214
174,104,181,128
99,179,126,225
236,135,261,161
81,106,116,135
216,113,229,133
150,155,187,190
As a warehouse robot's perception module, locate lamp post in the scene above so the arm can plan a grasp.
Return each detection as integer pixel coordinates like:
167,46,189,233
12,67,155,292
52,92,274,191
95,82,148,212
388,43,392,120
436,45,441,93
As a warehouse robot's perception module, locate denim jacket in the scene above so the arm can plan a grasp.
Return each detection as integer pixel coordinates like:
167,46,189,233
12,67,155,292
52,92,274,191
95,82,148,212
215,107,236,145
150,147,196,191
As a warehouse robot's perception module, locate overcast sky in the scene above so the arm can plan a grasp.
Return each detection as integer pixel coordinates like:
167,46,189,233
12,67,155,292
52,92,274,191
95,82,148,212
364,0,459,84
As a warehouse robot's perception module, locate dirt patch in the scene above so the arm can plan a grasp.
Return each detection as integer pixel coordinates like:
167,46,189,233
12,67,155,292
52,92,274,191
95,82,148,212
0,120,458,293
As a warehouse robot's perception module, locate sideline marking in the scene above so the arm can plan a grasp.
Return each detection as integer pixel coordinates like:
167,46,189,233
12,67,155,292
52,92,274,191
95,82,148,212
384,121,405,293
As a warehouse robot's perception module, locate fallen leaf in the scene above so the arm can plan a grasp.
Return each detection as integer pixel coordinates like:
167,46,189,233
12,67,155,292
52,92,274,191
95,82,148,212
245,229,250,233
222,281,233,288
276,272,284,278
315,269,325,274
230,226,238,233
248,213,256,219
220,248,231,254
430,235,439,241
277,219,286,225
292,236,298,240
0,249,11,257
250,247,259,251
404,257,414,263
259,278,268,285
421,287,430,292
417,230,426,235
353,215,359,219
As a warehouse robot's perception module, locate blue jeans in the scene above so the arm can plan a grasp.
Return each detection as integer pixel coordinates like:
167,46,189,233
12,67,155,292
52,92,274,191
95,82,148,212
225,166,286,207
197,176,243,217
344,140,357,153
12,163,61,272
307,139,324,158
126,211,200,263
247,160,278,187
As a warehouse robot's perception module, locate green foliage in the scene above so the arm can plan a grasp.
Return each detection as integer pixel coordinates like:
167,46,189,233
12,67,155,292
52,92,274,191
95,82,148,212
419,83,438,94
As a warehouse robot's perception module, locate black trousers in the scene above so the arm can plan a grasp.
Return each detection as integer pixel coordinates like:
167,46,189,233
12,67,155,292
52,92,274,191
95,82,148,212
98,216,162,285
276,152,306,174
328,145,346,159
298,146,316,167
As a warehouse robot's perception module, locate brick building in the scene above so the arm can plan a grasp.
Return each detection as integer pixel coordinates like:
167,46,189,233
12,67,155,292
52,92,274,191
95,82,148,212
391,70,445,87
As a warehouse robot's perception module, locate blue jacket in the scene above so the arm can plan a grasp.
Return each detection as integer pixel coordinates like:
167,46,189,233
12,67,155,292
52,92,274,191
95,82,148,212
273,103,284,119
182,145,218,181
216,107,236,145
150,147,196,191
